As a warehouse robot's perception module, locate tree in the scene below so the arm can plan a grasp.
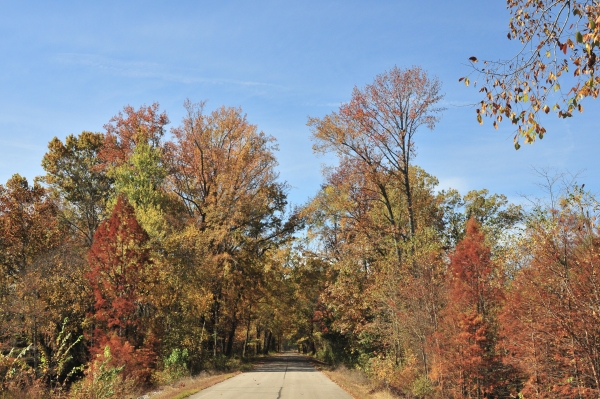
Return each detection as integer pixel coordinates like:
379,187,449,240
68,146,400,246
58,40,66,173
440,188,523,250
42,132,112,246
12,245,90,387
165,100,296,358
464,1,600,147
501,187,600,397
307,68,447,386
288,251,329,355
302,160,447,385
310,66,444,241
99,103,169,169
0,174,64,376
432,218,506,398
0,175,60,277
86,196,156,383
110,141,169,240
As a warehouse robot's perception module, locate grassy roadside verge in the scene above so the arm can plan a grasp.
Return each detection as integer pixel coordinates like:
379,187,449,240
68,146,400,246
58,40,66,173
307,357,399,399
143,355,270,399
149,371,241,399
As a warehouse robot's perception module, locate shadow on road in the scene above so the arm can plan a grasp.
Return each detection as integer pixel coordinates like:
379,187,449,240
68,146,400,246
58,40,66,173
249,353,317,373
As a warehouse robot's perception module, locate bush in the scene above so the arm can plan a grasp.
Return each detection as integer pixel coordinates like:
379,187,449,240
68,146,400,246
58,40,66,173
411,375,434,398
39,317,83,389
69,346,136,399
0,345,36,393
153,349,189,385
315,343,342,366
368,353,426,396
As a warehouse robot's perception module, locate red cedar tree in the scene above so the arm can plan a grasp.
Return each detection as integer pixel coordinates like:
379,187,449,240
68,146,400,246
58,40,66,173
433,218,505,398
86,196,156,383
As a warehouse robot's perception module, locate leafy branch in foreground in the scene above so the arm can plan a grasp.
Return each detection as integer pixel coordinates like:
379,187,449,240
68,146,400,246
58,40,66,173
462,0,599,148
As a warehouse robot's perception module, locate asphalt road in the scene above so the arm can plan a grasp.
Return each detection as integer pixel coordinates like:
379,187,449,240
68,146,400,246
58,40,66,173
189,352,353,399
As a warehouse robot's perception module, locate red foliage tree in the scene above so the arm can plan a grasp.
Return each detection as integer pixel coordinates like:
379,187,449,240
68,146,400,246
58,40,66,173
432,218,506,398
86,196,156,383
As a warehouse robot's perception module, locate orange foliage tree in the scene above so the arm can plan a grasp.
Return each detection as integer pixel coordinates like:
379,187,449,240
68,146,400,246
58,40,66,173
0,174,62,374
310,65,444,242
432,218,508,398
306,67,447,386
501,191,600,398
165,100,294,358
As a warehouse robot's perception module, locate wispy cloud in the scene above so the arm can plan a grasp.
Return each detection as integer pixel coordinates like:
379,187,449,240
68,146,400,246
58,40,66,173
53,53,288,89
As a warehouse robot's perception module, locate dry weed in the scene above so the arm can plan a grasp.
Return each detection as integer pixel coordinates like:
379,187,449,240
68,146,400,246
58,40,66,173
322,366,402,399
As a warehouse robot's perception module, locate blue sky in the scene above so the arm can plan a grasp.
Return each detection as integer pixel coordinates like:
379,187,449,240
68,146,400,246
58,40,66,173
1,0,598,207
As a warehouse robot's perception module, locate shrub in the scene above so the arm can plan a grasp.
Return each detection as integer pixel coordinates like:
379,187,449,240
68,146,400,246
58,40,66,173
69,346,135,399
0,345,36,393
153,348,189,385
39,318,83,389
411,375,434,398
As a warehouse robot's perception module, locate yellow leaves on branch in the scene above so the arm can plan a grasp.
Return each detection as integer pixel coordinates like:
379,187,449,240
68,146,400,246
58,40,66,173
466,0,600,148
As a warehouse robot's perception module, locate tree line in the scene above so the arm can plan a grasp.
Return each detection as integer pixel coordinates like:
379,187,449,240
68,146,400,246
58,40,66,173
294,66,600,398
0,101,302,397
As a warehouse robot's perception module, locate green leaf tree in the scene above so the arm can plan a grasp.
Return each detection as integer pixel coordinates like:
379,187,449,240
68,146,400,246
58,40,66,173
42,132,113,246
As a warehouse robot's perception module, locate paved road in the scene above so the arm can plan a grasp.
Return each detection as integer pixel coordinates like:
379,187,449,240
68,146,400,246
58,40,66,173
189,352,353,399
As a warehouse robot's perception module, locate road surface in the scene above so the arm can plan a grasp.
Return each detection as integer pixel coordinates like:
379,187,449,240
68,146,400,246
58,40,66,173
189,352,353,399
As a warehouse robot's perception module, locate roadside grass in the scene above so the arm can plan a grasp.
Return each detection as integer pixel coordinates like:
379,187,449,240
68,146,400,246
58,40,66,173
308,357,401,399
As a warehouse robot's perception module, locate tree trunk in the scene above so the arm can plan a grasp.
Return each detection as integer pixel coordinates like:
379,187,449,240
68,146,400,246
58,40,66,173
242,316,251,358
256,328,262,354
310,323,316,355
263,330,272,354
401,165,415,239
199,317,206,356
213,307,218,358
225,317,238,357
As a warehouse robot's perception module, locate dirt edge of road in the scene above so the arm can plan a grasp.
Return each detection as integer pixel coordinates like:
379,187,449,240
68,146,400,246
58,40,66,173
306,356,360,399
